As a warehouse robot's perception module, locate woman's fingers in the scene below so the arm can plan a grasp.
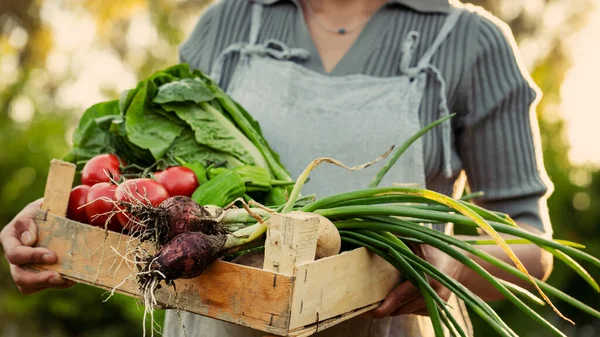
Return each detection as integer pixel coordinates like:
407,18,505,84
372,281,421,318
22,199,44,243
18,281,75,295
10,264,72,294
391,297,426,316
1,211,57,266
1,198,75,295
4,244,57,266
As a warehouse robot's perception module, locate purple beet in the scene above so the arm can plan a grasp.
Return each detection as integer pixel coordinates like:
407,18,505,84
149,231,226,280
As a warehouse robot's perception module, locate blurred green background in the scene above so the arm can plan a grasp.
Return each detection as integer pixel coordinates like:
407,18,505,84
1,0,599,336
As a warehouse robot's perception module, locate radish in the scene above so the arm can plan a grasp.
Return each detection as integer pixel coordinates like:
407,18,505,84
300,212,341,259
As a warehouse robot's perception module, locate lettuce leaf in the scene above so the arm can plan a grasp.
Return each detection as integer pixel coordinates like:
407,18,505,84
161,101,268,168
63,100,120,166
64,63,292,205
163,128,243,168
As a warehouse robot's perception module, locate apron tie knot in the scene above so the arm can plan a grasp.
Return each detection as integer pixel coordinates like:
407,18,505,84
399,31,420,78
210,40,309,86
262,39,310,60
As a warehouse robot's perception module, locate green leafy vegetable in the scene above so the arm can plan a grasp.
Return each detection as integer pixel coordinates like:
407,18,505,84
153,78,215,104
163,129,244,169
162,102,268,168
64,63,293,205
64,101,120,166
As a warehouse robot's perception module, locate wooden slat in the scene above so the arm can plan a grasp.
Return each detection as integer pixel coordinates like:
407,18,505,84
263,212,319,276
30,211,294,335
42,159,76,217
288,247,401,330
261,303,379,337
287,303,380,337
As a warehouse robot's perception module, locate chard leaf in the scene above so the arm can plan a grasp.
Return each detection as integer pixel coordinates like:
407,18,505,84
109,119,155,166
213,90,292,181
163,128,244,168
162,102,269,169
119,89,133,115
153,78,215,104
63,100,120,166
154,106,188,126
125,79,186,159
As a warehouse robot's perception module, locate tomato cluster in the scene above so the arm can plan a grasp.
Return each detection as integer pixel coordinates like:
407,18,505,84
67,154,200,232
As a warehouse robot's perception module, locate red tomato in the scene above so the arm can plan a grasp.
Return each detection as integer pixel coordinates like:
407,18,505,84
114,178,170,230
81,154,123,186
67,185,91,223
85,182,122,232
153,166,199,197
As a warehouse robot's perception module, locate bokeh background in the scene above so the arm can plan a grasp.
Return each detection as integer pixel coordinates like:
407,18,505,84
1,0,599,336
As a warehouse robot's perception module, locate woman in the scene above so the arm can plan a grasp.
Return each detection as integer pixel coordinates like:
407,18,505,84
1,0,555,336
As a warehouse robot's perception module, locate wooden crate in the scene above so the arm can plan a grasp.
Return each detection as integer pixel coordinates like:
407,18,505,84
30,159,401,336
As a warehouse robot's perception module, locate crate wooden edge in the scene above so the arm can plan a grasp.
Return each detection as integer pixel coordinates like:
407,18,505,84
35,159,403,336
288,246,401,330
287,303,380,337
30,210,294,335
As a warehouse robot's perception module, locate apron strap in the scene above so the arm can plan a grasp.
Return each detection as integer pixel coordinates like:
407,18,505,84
399,8,464,179
210,2,308,86
210,2,264,85
249,2,263,45
424,64,453,178
417,7,463,68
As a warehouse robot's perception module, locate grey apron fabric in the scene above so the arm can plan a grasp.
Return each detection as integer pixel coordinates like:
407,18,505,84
164,4,473,337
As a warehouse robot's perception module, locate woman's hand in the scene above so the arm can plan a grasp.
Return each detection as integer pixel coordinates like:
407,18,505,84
0,199,75,294
371,244,464,317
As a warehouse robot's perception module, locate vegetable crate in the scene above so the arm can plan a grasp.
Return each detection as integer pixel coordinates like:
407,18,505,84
30,159,401,337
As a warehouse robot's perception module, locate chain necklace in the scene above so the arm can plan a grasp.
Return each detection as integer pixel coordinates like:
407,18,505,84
305,0,372,35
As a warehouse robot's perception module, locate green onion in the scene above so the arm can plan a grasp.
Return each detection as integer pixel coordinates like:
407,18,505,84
337,220,568,337
369,114,456,188
341,232,515,337
545,247,600,292
359,216,600,319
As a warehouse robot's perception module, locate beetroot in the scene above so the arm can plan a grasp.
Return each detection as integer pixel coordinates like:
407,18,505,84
159,196,224,241
117,195,224,246
149,232,226,280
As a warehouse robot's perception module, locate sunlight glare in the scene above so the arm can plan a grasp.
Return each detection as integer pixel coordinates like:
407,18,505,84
127,13,158,49
8,26,29,50
559,3,600,166
56,49,137,109
42,1,96,52
9,95,35,124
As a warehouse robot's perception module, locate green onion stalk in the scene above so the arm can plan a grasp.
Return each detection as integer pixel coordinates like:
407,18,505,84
222,115,600,335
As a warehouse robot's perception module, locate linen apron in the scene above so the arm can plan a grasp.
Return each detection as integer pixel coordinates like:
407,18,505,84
164,3,473,337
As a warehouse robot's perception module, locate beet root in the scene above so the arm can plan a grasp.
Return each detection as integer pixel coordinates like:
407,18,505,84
120,196,224,246
149,232,226,280
159,196,224,242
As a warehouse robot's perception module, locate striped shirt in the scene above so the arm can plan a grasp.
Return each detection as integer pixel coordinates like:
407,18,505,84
179,0,553,233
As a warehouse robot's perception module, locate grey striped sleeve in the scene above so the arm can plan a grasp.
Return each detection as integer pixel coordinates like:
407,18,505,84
455,11,553,233
179,0,252,78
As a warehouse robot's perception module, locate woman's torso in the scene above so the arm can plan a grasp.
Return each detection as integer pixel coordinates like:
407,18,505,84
164,1,551,336
180,0,481,199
